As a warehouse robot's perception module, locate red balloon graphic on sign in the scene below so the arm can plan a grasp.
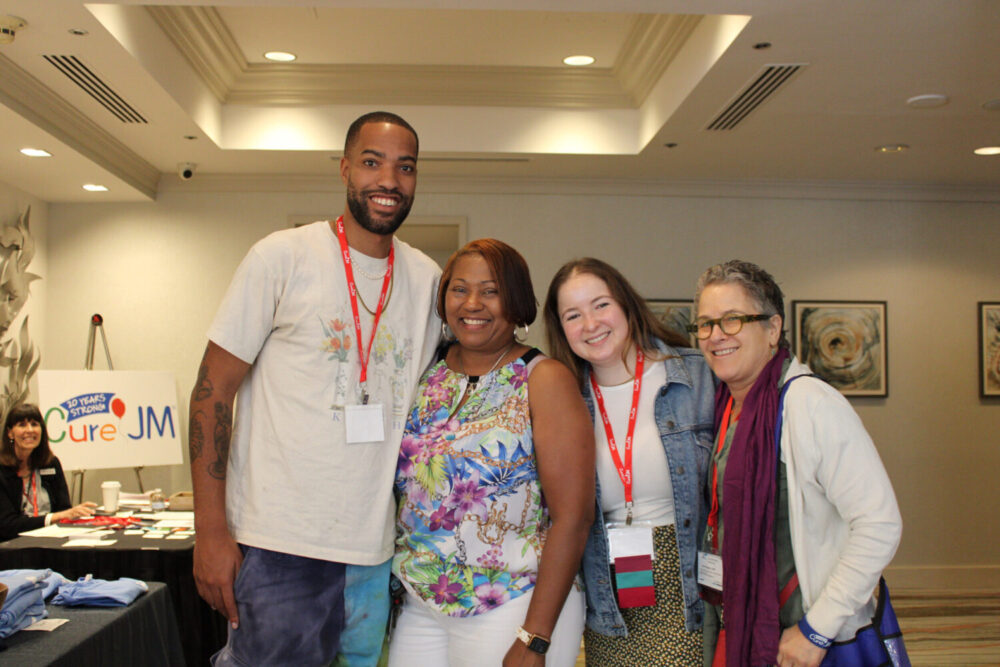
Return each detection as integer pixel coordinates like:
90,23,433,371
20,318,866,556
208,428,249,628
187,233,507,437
111,398,126,419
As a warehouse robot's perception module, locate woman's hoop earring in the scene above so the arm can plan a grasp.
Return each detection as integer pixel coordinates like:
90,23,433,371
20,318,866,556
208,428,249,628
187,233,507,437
442,322,455,342
514,323,529,342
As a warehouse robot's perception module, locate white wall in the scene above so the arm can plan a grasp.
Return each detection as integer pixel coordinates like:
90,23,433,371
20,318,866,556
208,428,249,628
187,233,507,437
43,183,1000,589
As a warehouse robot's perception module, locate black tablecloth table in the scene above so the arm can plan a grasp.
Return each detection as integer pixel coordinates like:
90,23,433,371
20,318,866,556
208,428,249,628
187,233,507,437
0,581,185,666
0,533,226,665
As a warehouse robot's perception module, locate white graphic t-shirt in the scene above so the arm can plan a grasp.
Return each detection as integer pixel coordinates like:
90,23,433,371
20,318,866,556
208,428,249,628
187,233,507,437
208,220,442,564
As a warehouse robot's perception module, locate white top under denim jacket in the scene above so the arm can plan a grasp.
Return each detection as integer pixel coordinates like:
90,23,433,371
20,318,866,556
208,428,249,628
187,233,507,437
580,340,716,636
780,357,902,641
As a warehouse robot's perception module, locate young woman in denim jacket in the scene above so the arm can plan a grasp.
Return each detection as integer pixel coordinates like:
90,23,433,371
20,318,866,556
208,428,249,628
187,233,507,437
544,258,715,666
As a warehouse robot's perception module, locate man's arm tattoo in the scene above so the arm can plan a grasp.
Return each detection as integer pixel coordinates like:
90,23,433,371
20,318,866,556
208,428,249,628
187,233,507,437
209,402,233,480
189,409,206,461
194,361,213,401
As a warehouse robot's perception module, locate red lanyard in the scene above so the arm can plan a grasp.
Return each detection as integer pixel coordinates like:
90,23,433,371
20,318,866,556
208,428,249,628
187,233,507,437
707,396,735,551
22,472,39,517
590,350,644,525
334,216,394,403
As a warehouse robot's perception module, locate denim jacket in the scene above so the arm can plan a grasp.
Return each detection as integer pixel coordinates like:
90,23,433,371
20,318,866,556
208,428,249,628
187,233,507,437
580,340,715,636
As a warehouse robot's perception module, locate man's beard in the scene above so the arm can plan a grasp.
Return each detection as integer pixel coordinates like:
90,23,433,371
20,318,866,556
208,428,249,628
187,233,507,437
346,181,413,237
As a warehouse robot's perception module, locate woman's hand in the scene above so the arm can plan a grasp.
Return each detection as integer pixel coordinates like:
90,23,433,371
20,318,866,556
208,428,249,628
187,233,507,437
502,638,546,667
776,624,826,667
50,501,98,523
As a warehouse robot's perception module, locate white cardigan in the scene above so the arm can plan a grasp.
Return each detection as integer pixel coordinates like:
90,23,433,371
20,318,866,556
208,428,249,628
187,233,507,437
780,357,903,641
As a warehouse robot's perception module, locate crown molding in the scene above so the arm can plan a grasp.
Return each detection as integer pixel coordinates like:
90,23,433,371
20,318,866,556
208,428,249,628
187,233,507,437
148,6,698,109
146,5,245,104
615,14,702,105
0,54,160,200
157,172,1000,203
228,63,631,108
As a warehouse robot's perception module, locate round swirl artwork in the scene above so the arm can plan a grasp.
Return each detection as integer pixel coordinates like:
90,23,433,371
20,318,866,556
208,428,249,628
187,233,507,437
794,301,887,396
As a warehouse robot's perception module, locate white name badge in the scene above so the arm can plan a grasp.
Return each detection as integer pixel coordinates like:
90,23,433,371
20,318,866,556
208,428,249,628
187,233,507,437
606,522,655,561
697,551,723,591
39,468,57,476
345,403,386,444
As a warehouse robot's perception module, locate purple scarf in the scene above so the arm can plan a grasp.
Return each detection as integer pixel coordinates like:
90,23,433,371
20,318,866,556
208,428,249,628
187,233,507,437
714,346,789,666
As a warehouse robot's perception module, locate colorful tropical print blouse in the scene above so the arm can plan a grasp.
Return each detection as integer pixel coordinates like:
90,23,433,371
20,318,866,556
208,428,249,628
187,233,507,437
393,351,548,617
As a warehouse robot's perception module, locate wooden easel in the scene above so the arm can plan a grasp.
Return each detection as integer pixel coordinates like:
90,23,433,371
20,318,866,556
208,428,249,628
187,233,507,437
71,314,146,503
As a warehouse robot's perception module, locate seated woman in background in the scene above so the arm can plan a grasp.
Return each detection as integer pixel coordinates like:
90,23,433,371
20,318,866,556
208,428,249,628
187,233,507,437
0,403,96,540
691,260,902,667
544,258,715,666
390,239,595,667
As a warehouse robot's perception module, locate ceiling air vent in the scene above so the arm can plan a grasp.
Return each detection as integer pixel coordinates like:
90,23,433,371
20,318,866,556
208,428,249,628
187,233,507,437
707,64,805,131
44,55,148,123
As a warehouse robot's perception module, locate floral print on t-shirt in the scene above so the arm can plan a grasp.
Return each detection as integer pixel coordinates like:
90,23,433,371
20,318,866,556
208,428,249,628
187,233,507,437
393,353,548,617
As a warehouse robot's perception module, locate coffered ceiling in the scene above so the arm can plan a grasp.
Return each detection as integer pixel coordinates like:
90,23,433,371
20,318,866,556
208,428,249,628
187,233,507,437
0,1,998,202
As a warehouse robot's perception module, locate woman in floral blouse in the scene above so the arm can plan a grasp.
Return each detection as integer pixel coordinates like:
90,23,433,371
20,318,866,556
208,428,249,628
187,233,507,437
389,239,595,667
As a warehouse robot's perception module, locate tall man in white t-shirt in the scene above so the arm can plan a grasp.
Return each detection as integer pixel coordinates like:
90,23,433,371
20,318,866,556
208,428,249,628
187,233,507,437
189,111,442,666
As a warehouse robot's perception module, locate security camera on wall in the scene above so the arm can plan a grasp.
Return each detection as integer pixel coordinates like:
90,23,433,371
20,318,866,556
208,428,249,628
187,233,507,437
178,162,197,180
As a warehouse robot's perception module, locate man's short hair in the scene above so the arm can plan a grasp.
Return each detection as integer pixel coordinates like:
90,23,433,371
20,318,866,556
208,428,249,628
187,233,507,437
344,111,419,156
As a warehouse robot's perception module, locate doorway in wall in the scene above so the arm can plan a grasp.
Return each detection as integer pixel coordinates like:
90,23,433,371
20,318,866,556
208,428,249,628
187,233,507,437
288,215,465,269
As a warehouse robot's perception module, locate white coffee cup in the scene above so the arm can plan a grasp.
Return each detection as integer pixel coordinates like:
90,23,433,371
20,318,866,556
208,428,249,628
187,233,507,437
101,480,122,512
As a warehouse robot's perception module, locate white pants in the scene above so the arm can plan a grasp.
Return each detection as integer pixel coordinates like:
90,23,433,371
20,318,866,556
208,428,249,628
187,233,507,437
387,586,585,667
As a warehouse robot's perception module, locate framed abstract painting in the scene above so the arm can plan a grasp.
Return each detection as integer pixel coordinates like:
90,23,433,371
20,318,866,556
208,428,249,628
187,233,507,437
979,302,1000,397
792,300,887,397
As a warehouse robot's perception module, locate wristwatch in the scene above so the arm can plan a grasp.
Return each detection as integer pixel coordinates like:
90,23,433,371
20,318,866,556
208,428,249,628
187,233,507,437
516,626,551,655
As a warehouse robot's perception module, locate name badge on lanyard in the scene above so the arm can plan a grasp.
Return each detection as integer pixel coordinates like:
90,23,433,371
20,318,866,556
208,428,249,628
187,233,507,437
345,404,385,444
335,216,391,444
607,521,656,608
699,396,733,603
591,351,655,608
697,551,723,592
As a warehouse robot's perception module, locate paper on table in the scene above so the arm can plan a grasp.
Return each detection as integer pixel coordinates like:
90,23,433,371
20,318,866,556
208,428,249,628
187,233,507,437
67,529,116,539
135,511,194,521
24,618,70,631
120,490,157,502
153,519,194,529
20,524,97,538
62,538,117,547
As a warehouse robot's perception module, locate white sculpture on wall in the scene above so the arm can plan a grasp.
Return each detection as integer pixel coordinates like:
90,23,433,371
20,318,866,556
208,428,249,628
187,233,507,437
0,206,41,424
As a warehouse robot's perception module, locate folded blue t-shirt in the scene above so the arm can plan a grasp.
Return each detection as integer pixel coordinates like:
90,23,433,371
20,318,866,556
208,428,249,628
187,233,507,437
52,575,148,607
0,569,54,638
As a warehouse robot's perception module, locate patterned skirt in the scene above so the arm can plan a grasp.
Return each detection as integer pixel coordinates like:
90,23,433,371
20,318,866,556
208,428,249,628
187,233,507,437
583,524,702,666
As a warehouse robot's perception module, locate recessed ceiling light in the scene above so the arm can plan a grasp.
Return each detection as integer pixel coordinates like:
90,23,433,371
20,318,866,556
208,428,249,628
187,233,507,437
264,51,296,62
974,146,1000,156
906,94,948,109
68,28,88,36
83,184,108,192
875,144,909,153
20,148,51,157
753,42,772,50
563,55,595,67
